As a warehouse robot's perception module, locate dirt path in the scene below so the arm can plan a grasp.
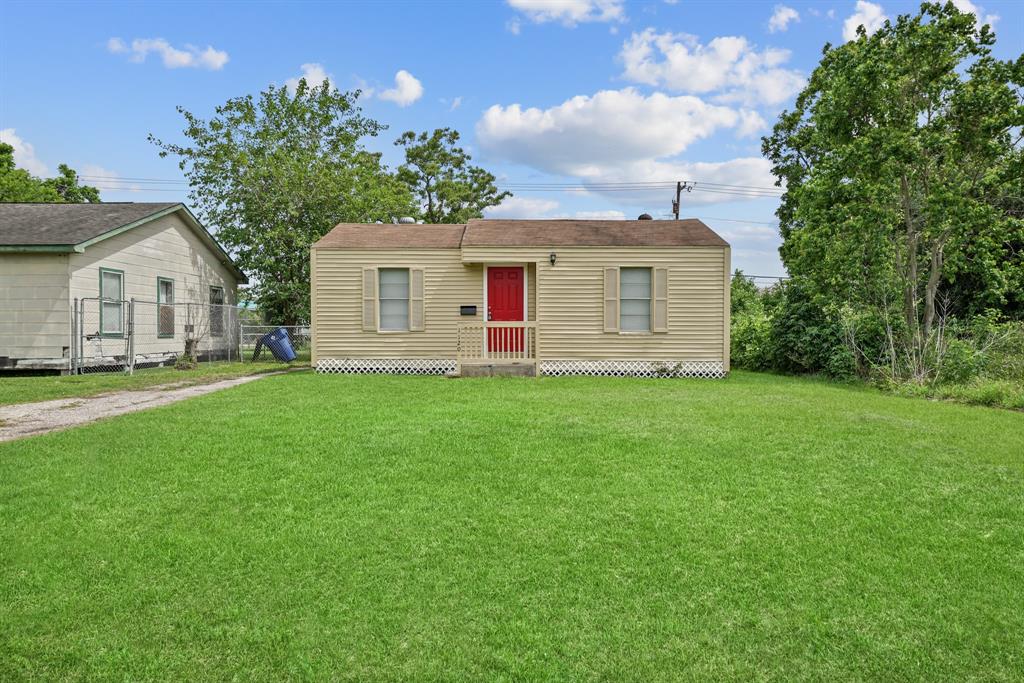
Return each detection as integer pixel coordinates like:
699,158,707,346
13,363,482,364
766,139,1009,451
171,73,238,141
0,372,288,443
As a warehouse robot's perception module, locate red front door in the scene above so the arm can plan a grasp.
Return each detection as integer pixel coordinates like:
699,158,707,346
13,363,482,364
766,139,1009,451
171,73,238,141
487,266,524,354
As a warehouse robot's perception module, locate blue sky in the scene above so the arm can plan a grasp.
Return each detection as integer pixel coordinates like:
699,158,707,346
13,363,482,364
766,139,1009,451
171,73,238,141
2,0,1020,276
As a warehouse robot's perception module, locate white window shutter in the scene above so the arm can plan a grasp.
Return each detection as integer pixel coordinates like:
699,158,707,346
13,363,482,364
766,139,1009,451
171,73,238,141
362,267,377,331
410,268,425,331
603,267,619,333
653,267,669,333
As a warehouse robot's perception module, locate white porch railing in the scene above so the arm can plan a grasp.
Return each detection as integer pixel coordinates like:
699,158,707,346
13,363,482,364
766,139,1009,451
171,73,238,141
457,321,538,363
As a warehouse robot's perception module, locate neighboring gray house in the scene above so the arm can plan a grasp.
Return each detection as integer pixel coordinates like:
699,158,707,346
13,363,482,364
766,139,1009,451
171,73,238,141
0,202,247,372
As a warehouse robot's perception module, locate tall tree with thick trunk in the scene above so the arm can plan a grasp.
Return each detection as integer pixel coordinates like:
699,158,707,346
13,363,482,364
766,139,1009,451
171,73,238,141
763,2,1024,380
151,80,414,325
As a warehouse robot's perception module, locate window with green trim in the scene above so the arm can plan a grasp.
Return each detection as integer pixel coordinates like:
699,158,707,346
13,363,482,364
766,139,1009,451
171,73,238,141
99,268,124,337
157,277,175,338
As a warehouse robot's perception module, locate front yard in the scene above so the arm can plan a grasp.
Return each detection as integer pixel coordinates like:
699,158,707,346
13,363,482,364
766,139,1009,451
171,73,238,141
1,372,1022,680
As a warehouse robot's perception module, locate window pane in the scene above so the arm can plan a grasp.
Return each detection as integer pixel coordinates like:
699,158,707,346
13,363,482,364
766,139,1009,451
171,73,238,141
379,269,409,331
620,299,651,316
101,271,121,300
620,282,651,298
209,287,225,337
379,298,409,330
621,314,651,331
158,280,173,304
102,301,122,333
620,268,651,285
619,268,651,331
379,269,409,298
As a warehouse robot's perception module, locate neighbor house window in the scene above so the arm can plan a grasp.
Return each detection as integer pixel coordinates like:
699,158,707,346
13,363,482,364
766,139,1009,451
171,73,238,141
619,267,652,332
157,277,175,338
209,286,225,337
99,268,124,337
378,268,410,331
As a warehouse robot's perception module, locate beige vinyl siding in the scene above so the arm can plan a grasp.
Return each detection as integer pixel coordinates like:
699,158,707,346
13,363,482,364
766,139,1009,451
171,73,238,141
69,212,239,358
0,253,71,361
463,246,727,361
313,248,481,362
314,244,728,364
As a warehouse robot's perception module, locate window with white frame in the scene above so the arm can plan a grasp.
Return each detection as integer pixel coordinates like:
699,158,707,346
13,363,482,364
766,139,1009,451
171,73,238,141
99,268,124,336
378,268,410,331
619,267,652,332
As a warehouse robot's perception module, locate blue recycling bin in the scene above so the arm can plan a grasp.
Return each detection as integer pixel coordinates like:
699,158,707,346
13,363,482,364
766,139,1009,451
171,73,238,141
254,327,297,362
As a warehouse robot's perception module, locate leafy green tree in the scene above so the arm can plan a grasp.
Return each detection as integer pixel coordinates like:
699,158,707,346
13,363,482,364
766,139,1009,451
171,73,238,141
763,2,1024,380
0,143,100,203
151,80,414,325
44,164,100,203
395,128,510,223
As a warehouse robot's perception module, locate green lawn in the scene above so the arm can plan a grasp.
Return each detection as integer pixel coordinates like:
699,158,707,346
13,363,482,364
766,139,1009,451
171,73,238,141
0,361,297,406
2,372,1022,680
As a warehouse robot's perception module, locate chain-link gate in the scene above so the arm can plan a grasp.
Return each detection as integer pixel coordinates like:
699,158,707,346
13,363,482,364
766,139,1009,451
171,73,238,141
72,298,132,374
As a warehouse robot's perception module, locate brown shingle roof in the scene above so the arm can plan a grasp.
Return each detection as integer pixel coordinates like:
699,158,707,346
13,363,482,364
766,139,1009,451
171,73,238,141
313,223,466,249
314,218,728,249
463,218,728,247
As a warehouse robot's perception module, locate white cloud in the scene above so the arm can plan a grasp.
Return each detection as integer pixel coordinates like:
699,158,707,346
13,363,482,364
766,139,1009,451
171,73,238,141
106,37,229,70
950,0,998,27
378,70,424,107
478,88,745,175
842,1,888,42
768,5,800,32
477,88,777,206
507,17,522,34
737,109,768,137
485,196,561,218
286,63,335,92
506,0,625,27
619,29,804,107
0,128,49,176
450,96,463,111
572,210,627,219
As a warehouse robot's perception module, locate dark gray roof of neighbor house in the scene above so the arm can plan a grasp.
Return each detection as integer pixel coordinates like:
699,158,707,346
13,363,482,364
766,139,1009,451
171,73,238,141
0,202,181,246
0,202,247,282
314,218,728,249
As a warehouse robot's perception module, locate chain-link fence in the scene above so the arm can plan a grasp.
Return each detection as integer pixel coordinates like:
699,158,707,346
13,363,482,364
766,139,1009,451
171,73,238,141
72,298,247,374
239,325,311,363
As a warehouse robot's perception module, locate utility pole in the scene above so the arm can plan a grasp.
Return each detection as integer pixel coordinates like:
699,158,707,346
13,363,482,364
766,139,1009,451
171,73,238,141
672,181,693,220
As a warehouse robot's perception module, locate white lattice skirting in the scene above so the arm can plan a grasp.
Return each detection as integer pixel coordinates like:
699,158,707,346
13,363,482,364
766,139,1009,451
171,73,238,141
316,358,456,375
540,360,726,378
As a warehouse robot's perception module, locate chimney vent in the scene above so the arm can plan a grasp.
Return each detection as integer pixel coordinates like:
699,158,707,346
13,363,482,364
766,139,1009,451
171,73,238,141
398,216,416,224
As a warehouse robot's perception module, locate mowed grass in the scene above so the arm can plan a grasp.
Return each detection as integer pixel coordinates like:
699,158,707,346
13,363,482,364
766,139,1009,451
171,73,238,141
1,371,1022,680
0,360,294,406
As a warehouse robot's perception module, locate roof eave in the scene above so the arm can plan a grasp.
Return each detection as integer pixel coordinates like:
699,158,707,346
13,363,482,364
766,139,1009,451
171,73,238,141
0,244,81,253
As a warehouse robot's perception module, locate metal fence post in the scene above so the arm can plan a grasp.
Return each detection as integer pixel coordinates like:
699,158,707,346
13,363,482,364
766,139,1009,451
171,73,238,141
127,298,135,375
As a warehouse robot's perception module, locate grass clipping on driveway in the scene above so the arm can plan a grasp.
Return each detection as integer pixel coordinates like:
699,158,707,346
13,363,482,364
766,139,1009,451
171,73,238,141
1,371,1022,680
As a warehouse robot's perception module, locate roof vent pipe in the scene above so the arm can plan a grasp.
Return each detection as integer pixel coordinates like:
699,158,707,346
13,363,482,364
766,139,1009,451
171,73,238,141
637,213,653,220
398,216,416,224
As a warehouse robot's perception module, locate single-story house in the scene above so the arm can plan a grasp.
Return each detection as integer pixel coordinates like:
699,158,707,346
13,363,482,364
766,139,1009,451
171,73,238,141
311,217,730,377
0,202,247,372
